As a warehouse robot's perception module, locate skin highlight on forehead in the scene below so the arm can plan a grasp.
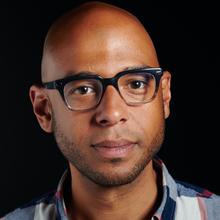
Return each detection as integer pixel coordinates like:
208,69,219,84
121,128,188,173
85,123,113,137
41,1,159,82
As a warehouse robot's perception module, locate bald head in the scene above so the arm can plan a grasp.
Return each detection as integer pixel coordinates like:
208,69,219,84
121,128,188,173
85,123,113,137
41,1,159,82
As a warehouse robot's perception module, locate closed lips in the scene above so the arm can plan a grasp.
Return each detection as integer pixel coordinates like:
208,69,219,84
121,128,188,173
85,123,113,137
91,140,137,158
92,140,136,148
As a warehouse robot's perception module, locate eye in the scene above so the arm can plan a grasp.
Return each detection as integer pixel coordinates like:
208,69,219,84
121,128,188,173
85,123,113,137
129,80,146,89
72,86,95,95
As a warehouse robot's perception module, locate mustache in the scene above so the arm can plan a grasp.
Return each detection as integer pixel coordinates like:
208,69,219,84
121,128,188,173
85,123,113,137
89,128,142,146
92,127,139,139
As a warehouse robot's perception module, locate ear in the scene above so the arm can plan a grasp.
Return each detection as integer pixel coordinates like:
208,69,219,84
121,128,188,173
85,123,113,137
29,85,53,133
161,71,171,119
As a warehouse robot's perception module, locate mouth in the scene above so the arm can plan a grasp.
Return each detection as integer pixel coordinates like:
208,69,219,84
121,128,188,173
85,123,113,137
91,140,137,159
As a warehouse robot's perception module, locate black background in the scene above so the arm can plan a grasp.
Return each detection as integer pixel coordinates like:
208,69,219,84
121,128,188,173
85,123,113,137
1,0,219,217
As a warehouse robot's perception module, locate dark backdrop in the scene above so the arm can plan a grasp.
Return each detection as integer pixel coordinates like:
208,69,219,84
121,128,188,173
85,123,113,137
1,0,219,217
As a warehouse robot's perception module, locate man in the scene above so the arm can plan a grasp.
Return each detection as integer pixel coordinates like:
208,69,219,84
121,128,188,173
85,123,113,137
2,1,220,220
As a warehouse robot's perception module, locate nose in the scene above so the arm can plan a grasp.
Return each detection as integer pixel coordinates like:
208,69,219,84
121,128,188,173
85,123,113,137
94,86,128,126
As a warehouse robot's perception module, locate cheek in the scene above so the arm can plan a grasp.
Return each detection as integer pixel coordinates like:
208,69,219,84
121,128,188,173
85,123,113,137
59,113,91,140
129,98,164,137
51,99,92,144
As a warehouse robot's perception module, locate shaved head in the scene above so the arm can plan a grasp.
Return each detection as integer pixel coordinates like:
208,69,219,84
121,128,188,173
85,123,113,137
41,1,159,82
31,1,171,190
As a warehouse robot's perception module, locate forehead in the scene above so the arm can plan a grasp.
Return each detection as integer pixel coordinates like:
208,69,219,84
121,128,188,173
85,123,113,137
42,8,159,81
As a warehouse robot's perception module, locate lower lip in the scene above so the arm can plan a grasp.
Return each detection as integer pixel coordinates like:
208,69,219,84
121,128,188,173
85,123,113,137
93,144,135,159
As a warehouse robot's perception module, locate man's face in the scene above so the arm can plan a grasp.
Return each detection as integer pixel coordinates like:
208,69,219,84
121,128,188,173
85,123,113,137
43,17,168,187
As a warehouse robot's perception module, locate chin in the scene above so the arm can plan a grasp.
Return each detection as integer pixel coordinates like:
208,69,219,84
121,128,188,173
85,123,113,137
76,157,151,187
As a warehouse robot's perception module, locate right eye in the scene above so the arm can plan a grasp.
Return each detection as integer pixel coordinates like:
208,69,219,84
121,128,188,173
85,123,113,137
70,86,95,95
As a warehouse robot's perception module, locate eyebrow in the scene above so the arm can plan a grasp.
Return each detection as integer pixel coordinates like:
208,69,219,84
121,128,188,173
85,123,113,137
64,65,151,78
124,65,151,71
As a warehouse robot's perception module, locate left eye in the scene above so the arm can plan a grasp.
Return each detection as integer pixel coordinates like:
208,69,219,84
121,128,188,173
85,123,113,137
129,81,146,89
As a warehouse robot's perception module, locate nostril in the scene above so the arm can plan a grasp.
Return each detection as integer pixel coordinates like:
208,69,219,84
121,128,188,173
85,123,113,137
98,118,126,126
99,119,108,125
120,118,126,123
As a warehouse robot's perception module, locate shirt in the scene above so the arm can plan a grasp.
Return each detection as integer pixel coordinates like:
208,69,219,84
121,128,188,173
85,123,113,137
2,158,220,220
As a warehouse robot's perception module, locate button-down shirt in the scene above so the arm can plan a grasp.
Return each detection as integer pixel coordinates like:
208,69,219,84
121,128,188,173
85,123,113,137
2,158,220,220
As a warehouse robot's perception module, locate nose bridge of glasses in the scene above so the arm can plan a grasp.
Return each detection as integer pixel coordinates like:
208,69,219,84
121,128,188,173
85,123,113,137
97,77,127,110
101,77,119,92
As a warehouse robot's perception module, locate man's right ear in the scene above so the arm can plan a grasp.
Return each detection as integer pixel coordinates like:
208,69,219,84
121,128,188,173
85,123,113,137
29,85,53,133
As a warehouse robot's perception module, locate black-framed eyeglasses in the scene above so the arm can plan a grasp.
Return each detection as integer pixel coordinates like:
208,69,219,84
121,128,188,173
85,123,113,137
43,67,163,111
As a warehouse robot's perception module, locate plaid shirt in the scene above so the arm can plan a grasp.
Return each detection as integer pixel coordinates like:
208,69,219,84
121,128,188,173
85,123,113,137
2,158,220,220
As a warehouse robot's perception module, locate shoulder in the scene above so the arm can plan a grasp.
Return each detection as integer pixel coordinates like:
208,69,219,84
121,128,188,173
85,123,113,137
176,180,220,200
2,191,56,220
175,180,220,219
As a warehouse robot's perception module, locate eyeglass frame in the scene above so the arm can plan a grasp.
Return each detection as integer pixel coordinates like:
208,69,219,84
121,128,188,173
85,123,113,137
43,67,163,111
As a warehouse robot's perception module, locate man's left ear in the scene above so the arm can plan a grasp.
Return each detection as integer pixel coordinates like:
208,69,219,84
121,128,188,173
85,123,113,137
161,71,171,119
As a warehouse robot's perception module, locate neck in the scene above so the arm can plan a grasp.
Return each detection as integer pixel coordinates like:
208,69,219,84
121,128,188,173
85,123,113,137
65,160,162,220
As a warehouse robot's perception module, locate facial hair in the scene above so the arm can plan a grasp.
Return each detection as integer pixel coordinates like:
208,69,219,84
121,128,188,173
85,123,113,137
52,114,165,187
